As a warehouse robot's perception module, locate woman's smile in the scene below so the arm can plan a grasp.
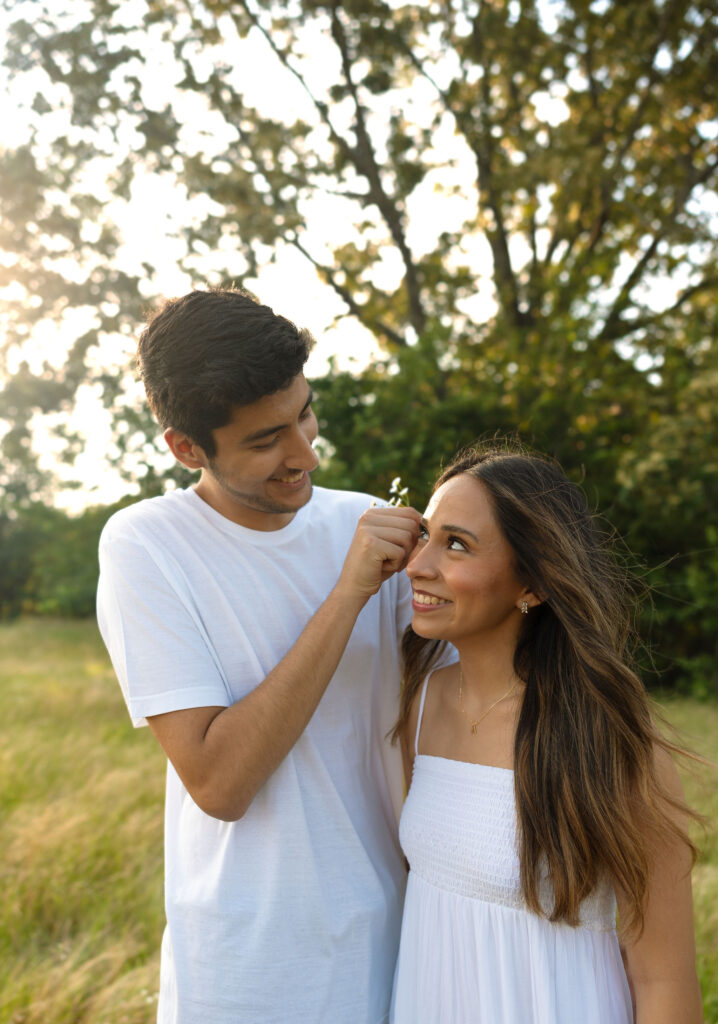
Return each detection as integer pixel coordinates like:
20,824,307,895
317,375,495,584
412,589,452,610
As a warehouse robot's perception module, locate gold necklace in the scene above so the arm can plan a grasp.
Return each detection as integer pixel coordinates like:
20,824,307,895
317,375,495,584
457,668,520,735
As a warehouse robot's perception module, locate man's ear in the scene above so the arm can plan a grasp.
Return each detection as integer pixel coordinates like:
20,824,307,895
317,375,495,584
164,428,207,471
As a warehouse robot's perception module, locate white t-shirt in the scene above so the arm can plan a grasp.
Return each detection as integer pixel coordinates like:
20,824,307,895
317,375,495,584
97,485,411,1024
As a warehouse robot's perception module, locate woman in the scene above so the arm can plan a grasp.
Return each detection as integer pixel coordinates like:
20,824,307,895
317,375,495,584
391,443,702,1023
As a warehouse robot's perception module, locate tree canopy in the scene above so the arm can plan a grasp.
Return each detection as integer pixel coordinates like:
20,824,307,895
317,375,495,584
0,0,716,687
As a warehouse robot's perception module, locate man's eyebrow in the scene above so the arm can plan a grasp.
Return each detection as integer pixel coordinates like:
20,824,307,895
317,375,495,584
241,389,314,444
420,518,479,543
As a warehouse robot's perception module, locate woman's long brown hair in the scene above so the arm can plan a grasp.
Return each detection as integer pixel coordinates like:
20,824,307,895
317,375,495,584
394,442,698,934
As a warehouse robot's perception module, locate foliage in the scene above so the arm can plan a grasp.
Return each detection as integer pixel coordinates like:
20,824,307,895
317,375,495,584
25,504,107,617
0,499,135,620
0,510,36,618
0,0,716,686
610,313,718,693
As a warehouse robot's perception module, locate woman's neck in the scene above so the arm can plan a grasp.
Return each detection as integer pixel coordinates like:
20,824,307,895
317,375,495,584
454,638,522,704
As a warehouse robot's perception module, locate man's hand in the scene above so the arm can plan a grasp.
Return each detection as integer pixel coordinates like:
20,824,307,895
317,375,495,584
336,505,421,602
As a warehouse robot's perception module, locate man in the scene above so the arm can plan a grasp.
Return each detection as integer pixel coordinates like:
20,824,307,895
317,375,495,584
97,287,420,1024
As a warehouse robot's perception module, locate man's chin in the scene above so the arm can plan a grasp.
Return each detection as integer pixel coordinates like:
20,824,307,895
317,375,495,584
264,476,313,513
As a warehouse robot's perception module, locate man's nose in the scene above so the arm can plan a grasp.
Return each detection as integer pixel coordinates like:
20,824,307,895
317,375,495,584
286,428,319,470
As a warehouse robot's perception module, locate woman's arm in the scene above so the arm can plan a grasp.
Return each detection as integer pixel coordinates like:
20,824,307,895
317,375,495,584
617,747,703,1024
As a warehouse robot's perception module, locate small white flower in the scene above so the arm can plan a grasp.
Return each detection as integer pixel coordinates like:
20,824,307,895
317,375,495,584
387,476,410,506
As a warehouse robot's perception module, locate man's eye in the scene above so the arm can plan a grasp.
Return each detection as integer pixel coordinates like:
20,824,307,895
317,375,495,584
252,437,278,450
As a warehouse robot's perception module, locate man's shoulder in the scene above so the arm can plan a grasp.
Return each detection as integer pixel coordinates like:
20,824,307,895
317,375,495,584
100,489,192,543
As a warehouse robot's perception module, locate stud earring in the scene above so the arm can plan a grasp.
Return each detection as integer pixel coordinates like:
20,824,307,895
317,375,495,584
520,600,529,615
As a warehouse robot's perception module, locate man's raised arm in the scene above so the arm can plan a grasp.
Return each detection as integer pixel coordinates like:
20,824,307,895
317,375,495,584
145,505,420,821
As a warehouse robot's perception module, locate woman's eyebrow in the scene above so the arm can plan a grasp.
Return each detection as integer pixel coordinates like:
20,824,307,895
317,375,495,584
420,518,479,543
441,523,479,542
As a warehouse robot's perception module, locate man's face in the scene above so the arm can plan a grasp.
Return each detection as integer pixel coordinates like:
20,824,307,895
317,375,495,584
190,373,319,530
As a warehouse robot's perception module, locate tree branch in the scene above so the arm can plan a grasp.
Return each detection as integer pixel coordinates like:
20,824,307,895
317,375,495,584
598,275,718,344
598,155,718,340
381,12,529,324
328,4,426,338
468,9,525,328
544,7,668,269
235,0,427,338
289,235,408,349
234,0,349,157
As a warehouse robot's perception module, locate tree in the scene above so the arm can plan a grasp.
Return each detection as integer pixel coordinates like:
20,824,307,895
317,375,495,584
0,0,716,684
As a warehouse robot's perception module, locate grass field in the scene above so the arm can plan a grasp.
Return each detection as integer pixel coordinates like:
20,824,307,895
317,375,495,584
1,618,716,1023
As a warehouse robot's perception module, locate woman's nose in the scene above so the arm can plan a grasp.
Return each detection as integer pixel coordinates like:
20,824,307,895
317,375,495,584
406,544,436,579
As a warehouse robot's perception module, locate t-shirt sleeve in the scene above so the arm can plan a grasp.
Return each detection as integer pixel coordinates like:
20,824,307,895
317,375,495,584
97,518,232,727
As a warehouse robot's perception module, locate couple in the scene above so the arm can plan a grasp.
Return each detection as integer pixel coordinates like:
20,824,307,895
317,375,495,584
97,288,701,1024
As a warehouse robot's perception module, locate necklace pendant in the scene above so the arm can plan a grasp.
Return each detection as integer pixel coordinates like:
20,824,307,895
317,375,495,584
470,721,478,734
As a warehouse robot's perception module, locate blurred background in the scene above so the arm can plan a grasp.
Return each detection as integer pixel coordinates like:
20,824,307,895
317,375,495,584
0,1,716,1020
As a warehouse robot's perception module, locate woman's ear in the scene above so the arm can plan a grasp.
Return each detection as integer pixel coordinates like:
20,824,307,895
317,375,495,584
517,587,543,613
164,429,207,471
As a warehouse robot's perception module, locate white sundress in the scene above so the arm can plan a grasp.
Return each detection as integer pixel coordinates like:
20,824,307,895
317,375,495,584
391,674,633,1024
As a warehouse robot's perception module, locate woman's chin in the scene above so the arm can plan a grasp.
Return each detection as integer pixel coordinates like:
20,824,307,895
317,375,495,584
411,618,445,640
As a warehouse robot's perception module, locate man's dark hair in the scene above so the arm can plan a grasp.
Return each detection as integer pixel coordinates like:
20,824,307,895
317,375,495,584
137,287,315,456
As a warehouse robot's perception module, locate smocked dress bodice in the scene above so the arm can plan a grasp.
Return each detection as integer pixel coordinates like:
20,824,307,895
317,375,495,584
390,675,633,1024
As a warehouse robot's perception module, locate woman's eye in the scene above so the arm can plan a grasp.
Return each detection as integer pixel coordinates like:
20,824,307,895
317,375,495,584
417,526,428,541
448,536,466,552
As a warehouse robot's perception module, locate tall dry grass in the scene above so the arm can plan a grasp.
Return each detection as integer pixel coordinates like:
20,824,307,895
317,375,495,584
656,693,718,1023
1,618,716,1022
1,619,165,1023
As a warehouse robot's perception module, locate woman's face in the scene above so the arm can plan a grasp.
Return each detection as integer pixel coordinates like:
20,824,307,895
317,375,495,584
406,473,528,645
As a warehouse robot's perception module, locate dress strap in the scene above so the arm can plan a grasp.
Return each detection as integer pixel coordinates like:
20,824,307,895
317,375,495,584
414,672,432,758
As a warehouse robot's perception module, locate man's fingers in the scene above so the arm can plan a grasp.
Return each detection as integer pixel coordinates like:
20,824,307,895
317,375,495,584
362,505,421,525
358,507,421,548
369,524,419,551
